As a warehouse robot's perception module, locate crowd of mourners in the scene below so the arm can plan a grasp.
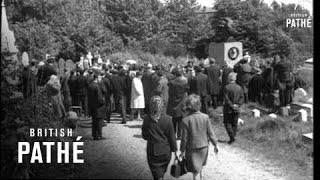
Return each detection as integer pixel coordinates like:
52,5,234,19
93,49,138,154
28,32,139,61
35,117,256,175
20,52,307,180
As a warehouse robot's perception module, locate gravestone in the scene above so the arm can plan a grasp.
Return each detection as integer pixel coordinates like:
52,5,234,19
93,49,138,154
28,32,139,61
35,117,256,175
238,118,244,125
252,109,260,117
293,88,307,102
21,52,29,66
268,113,277,118
291,102,313,117
302,133,313,144
279,107,289,116
298,109,308,122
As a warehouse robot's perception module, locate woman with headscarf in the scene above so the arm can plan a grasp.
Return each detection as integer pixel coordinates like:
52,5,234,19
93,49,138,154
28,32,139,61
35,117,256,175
180,94,219,180
142,96,178,180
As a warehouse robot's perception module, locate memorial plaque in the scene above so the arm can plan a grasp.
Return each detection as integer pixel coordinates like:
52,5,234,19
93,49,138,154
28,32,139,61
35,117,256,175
208,42,243,68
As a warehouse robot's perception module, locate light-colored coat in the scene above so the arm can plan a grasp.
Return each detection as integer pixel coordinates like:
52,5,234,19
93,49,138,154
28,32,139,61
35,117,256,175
180,112,217,151
131,77,145,109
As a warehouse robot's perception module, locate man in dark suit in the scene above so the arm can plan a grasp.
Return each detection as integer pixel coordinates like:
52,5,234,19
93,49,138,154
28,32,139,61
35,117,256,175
248,68,265,104
273,57,294,107
75,69,89,116
235,59,252,103
204,58,221,109
167,68,189,139
68,70,77,106
99,70,113,123
189,66,209,114
221,61,233,104
154,70,169,113
110,69,128,124
141,64,154,114
87,73,106,140
150,65,161,97
224,72,244,144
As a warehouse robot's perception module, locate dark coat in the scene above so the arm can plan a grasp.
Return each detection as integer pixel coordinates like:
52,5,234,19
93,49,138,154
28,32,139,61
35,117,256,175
110,74,127,98
87,81,106,119
222,66,233,87
261,67,274,93
167,77,189,117
151,72,161,97
87,75,94,85
99,76,113,99
142,113,177,152
141,71,154,104
188,72,209,97
205,65,221,95
75,75,89,95
142,113,177,179
248,74,266,101
274,61,292,82
223,82,244,115
236,70,253,88
68,75,77,97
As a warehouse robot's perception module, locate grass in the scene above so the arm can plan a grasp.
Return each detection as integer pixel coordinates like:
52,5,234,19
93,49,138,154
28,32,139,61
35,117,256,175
208,103,313,179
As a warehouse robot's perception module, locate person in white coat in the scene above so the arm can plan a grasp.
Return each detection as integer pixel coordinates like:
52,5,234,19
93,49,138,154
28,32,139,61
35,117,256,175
130,71,145,121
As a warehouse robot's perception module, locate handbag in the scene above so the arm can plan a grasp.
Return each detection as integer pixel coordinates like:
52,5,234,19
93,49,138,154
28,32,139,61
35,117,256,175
170,157,188,178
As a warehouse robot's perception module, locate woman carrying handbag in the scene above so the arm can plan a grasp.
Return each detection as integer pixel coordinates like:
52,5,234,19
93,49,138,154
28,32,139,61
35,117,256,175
180,94,219,180
142,95,178,180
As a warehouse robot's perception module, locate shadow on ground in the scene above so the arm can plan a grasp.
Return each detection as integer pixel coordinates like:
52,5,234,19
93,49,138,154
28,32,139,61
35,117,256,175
125,124,142,129
133,134,142,139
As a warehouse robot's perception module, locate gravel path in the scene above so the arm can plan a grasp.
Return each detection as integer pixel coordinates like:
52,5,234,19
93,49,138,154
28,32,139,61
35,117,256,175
73,113,297,179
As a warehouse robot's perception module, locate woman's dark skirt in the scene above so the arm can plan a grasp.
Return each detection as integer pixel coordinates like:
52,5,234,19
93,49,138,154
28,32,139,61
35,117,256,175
147,142,172,179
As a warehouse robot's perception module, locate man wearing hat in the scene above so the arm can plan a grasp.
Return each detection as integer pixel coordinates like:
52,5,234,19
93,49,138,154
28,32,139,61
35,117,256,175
223,72,244,144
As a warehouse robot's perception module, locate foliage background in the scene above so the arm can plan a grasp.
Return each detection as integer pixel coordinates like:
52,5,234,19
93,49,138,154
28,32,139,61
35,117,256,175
5,0,313,65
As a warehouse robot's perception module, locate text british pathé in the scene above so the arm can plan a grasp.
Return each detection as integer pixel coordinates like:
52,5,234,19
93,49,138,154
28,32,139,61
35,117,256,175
18,128,84,164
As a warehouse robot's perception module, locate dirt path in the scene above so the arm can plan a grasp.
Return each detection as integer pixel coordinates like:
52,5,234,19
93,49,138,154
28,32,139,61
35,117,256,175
73,113,301,179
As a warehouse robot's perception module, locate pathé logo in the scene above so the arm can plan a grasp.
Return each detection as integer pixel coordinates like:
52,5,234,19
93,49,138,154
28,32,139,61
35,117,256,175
286,4,312,28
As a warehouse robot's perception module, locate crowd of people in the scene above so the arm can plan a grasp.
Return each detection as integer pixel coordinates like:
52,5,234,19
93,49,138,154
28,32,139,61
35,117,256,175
19,52,307,180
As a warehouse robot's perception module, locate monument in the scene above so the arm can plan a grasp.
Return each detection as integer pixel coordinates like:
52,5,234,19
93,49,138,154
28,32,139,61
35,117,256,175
1,0,19,63
208,41,243,68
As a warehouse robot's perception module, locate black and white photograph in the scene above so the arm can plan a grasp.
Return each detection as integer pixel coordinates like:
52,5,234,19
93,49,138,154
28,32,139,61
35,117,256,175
1,0,313,179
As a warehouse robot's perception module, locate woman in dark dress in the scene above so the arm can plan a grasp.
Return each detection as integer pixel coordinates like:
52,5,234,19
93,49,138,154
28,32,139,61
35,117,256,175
142,95,178,180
